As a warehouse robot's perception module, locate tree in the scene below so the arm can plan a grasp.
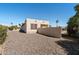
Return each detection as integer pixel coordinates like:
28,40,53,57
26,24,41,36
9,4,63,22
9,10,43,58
11,22,13,26
56,19,59,27
67,4,79,36
19,24,21,27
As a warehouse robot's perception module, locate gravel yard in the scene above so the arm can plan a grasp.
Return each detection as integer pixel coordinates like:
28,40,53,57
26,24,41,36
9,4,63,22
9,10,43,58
2,31,67,55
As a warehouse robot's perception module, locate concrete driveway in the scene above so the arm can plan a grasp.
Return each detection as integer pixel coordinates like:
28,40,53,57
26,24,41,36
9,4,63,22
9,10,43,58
2,31,66,55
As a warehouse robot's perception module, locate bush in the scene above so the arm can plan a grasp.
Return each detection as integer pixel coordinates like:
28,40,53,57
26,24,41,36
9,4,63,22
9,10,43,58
9,26,14,31
8,25,19,31
0,25,7,44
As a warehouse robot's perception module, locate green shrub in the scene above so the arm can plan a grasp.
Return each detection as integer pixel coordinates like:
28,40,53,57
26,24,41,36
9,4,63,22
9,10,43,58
8,25,19,30
0,25,7,44
67,4,79,36
9,26,14,30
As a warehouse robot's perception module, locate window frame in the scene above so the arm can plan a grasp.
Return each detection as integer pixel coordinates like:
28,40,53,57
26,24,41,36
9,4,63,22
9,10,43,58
31,24,37,30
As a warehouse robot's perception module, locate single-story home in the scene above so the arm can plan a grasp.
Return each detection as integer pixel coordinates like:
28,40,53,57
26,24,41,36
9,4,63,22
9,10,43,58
20,18,61,38
20,18,49,34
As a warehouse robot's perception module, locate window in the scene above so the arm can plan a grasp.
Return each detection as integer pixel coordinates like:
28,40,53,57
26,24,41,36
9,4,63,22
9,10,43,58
41,24,48,28
31,24,37,29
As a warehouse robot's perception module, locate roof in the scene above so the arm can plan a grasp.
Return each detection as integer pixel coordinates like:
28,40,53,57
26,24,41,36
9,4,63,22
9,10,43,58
26,18,49,23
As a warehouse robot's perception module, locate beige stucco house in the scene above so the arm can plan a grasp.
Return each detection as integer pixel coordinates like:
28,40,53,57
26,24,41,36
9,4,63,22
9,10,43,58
20,18,49,34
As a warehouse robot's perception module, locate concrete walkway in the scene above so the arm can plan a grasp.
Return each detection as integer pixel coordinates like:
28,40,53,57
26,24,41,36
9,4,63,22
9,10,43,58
2,31,66,55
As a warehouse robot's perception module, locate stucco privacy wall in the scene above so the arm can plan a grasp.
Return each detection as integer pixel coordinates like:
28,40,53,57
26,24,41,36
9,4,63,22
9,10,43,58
37,27,62,38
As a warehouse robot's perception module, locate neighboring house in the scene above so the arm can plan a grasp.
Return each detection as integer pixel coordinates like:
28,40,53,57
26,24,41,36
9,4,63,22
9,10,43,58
20,18,49,34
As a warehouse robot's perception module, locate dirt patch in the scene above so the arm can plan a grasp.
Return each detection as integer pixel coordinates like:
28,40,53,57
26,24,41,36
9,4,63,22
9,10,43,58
2,31,67,55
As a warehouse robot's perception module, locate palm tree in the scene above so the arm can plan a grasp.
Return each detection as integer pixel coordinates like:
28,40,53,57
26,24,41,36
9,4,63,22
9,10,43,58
11,22,13,26
56,19,59,27
19,24,21,27
18,24,22,29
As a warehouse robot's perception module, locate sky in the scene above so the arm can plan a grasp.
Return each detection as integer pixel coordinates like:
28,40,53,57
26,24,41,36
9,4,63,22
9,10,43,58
0,3,77,27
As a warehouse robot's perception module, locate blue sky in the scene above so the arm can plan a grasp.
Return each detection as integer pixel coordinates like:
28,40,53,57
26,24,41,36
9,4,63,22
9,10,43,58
0,3,77,27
